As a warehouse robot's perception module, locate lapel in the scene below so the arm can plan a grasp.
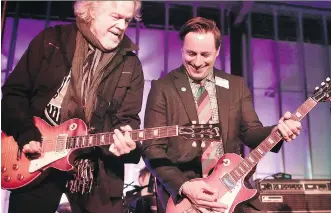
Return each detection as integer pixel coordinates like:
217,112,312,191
214,69,230,146
171,66,199,123
100,53,124,82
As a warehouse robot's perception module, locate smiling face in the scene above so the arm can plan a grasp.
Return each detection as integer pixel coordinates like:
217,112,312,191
182,32,220,81
89,1,135,51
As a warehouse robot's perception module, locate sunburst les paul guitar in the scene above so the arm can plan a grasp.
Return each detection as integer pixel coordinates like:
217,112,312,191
166,77,331,213
2,119,221,191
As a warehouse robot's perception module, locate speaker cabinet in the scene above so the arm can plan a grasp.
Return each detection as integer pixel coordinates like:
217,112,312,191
256,179,331,213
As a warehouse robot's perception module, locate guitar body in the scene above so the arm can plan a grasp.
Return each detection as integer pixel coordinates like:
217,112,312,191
166,153,258,213
1,117,88,190
1,117,222,191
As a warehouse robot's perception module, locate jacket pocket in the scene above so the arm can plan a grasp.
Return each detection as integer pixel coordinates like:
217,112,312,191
117,72,132,87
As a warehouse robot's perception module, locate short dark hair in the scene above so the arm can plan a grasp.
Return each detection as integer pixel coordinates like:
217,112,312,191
179,16,222,50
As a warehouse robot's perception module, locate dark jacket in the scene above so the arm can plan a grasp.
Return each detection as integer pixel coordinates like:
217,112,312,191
142,66,282,211
1,24,144,201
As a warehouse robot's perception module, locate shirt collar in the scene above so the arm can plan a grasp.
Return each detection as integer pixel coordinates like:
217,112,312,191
187,68,215,85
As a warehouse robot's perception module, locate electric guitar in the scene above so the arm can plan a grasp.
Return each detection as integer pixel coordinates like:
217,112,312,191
1,119,221,190
166,77,331,213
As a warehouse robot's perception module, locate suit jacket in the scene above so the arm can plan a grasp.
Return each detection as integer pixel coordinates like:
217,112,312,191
142,66,282,210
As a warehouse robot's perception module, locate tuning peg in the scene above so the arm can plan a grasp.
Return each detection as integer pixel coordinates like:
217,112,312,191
200,134,204,138
326,77,330,82
192,141,197,147
201,141,206,148
315,86,319,91
321,82,326,87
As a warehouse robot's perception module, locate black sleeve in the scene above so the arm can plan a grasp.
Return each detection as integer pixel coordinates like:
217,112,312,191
238,78,283,152
1,29,48,149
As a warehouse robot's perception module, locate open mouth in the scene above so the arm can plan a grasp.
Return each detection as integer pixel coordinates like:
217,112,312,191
111,32,121,38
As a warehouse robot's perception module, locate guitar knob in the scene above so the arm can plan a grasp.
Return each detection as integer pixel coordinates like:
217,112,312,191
1,167,7,172
4,176,11,182
17,174,24,181
12,164,19,170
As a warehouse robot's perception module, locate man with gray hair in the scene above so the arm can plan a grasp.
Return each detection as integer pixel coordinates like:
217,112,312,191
2,1,144,213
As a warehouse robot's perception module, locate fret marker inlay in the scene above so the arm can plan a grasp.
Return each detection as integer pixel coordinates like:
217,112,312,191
268,137,275,144
139,131,144,138
101,135,105,144
153,129,159,136
295,111,302,118
257,148,263,154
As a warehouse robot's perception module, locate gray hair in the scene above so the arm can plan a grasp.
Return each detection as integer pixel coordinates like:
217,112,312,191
74,1,142,23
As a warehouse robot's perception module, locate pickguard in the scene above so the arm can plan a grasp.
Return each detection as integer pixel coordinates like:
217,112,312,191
218,182,242,213
29,150,69,172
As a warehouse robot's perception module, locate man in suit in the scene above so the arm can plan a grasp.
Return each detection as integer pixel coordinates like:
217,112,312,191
142,17,302,213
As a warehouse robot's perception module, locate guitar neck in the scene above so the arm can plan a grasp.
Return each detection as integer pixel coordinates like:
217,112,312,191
230,97,318,182
65,125,179,149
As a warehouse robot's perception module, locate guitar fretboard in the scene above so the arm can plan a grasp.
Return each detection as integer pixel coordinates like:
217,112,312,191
65,126,179,149
228,97,318,182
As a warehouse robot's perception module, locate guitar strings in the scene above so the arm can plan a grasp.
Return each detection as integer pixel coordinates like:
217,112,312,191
38,126,179,152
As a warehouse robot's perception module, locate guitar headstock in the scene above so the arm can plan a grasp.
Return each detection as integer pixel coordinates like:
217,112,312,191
178,123,221,140
312,77,331,103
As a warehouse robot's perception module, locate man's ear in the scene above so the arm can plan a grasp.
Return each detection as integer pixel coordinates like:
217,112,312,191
90,4,97,20
216,46,221,57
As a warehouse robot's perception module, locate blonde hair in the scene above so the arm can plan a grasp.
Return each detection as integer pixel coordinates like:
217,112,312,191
74,1,142,23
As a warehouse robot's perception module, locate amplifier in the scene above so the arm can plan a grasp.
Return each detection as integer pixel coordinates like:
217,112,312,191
255,179,331,212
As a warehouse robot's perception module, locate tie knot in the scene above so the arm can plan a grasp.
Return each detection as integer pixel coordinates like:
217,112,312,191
193,80,205,87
